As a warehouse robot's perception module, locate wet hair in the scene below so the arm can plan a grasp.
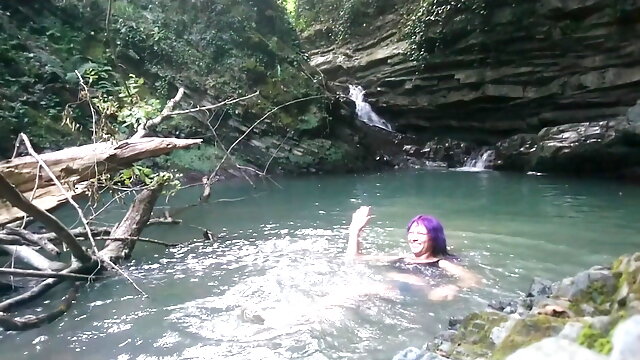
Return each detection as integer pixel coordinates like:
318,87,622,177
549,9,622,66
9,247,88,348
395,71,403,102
407,215,453,258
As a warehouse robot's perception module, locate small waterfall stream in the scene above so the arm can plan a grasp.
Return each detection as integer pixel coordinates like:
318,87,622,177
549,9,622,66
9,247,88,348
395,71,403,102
459,149,495,171
348,85,393,131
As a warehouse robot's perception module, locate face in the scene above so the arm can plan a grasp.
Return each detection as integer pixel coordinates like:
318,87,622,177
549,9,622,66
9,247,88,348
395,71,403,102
407,222,432,257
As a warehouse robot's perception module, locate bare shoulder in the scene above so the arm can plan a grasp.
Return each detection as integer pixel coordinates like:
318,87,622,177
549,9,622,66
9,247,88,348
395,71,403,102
357,254,403,263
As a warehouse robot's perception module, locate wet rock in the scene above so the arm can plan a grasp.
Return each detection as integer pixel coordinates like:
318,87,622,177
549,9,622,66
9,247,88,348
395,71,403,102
611,315,640,360
448,316,464,331
505,337,607,360
557,321,584,342
488,299,519,314
528,277,554,298
392,347,422,360
553,267,616,302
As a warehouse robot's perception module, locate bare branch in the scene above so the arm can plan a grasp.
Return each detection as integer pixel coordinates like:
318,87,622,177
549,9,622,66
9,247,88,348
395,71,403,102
131,87,185,139
0,173,92,264
0,262,89,312
206,95,325,186
0,268,99,280
95,236,181,247
15,134,99,258
2,227,60,256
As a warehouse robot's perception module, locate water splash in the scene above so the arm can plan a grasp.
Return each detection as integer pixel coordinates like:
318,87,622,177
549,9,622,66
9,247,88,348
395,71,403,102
458,149,495,172
348,85,393,132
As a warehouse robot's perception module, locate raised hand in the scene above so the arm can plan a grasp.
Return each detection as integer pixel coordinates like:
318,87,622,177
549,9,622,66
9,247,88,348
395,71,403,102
349,205,373,233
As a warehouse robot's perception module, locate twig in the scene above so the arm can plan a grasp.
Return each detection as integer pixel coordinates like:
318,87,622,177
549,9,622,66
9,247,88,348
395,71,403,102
0,268,100,280
206,95,325,186
95,236,181,247
163,91,259,117
21,162,41,229
263,130,293,174
100,257,147,297
87,190,131,222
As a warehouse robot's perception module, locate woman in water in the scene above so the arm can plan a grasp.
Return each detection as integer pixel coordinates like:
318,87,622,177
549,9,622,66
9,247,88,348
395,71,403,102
347,206,480,300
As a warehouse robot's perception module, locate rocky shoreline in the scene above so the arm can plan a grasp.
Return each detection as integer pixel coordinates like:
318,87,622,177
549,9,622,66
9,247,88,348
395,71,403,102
393,252,640,360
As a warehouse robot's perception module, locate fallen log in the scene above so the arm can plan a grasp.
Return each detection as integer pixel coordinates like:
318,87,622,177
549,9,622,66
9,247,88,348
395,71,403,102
0,137,202,226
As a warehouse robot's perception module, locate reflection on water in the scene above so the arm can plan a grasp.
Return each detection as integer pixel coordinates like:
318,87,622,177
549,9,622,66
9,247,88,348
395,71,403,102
1,170,639,359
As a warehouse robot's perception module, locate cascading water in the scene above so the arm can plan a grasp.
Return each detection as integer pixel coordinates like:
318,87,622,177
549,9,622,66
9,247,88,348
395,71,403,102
348,85,393,132
459,149,495,171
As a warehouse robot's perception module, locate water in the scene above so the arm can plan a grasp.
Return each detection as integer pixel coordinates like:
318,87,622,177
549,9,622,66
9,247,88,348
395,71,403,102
348,85,394,132
458,149,495,172
1,170,639,359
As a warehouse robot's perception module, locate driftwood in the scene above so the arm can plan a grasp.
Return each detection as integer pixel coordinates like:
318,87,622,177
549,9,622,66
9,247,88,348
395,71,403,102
0,137,202,226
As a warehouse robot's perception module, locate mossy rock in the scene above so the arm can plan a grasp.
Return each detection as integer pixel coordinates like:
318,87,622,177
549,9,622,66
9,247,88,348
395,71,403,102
446,311,509,359
492,315,568,360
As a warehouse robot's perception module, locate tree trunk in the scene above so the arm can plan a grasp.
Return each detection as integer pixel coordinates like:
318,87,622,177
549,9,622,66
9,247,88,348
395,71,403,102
0,137,201,226
99,183,164,263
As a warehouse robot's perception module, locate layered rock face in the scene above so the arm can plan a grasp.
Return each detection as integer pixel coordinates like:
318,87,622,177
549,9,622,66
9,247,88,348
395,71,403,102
308,0,640,175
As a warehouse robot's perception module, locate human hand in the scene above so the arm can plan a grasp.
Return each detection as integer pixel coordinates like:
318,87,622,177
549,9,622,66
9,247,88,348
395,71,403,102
428,284,460,301
349,206,373,233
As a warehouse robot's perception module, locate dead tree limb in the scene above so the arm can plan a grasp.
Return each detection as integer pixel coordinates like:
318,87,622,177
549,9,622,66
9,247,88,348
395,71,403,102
0,282,79,331
0,245,67,271
2,227,60,256
99,183,163,262
132,87,185,139
0,262,90,312
0,174,92,264
15,133,99,255
0,268,98,280
95,236,180,247
0,137,202,226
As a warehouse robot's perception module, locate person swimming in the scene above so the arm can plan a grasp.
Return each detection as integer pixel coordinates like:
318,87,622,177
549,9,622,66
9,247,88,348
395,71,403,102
346,206,481,301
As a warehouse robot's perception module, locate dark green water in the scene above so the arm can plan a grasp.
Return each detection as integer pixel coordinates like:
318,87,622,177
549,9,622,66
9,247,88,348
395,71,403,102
1,169,639,359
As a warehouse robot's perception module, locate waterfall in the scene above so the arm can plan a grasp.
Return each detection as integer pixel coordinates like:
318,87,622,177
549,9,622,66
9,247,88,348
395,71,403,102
348,85,393,132
459,149,495,171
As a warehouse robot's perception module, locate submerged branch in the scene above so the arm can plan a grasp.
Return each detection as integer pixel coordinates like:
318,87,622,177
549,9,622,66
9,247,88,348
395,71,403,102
0,283,80,331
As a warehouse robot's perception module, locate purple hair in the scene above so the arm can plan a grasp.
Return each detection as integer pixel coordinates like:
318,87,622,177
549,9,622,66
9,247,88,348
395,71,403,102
407,215,452,258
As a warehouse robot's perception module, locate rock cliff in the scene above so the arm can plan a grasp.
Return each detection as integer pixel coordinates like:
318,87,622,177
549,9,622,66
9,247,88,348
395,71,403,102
306,0,640,175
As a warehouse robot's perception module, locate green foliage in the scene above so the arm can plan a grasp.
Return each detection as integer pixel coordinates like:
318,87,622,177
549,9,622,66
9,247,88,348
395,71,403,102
402,0,489,61
154,144,227,174
292,0,398,41
113,165,156,187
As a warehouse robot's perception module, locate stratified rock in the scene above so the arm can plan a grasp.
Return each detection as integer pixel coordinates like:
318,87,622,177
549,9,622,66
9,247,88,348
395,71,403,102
307,0,640,175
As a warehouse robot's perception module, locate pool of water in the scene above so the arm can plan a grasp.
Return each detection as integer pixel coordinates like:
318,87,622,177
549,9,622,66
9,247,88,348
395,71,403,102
1,169,639,359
